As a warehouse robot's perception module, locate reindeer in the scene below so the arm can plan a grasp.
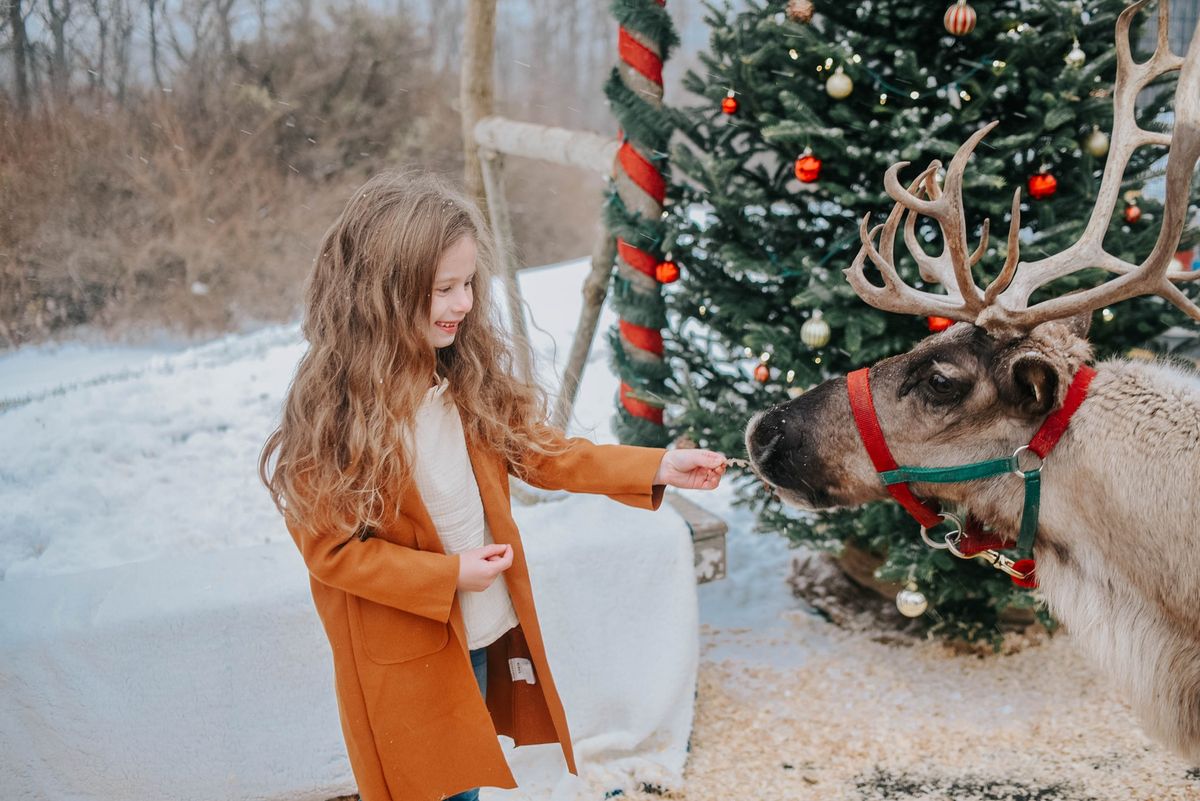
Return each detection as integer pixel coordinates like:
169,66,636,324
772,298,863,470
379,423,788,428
746,0,1200,762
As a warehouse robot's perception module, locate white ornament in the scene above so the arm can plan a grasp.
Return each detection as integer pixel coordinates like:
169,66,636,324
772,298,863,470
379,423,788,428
896,583,929,617
1065,38,1086,68
826,67,853,100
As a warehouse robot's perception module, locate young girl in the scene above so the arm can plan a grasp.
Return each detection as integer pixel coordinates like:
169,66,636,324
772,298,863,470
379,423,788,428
260,170,725,801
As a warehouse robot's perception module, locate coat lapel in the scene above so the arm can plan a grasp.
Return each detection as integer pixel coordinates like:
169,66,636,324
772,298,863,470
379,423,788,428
399,479,446,555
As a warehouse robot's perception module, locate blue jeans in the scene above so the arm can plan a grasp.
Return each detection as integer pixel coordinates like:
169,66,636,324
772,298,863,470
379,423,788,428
444,647,488,801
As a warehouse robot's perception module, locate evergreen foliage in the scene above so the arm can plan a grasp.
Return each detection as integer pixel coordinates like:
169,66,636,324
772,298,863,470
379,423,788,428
665,0,1200,644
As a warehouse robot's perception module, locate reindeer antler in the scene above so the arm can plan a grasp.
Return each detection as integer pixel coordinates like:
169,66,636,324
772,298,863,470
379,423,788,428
846,0,1200,335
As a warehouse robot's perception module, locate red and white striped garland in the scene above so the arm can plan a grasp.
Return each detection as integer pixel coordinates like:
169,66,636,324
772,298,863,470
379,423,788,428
613,0,670,429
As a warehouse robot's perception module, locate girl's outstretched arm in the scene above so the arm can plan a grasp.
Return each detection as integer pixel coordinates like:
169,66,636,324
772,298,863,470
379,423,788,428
651,449,727,491
513,430,725,508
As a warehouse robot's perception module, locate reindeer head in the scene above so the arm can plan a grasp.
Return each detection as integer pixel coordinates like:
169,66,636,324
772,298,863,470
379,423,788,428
746,318,1092,510
747,0,1200,516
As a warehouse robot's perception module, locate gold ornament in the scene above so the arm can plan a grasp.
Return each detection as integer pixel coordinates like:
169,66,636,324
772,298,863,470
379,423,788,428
800,310,832,348
895,582,929,618
825,67,853,100
1084,127,1109,157
786,0,814,24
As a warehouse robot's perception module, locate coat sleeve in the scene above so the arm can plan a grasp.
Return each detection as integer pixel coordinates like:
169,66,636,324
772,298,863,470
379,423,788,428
514,428,667,511
286,518,460,622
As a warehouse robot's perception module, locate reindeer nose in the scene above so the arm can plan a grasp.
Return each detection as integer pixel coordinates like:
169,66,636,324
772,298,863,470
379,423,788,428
747,405,800,480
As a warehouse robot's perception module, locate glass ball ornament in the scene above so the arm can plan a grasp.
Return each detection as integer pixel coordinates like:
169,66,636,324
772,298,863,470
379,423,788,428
794,152,822,183
1027,171,1058,200
754,363,771,383
1084,127,1109,158
825,68,853,100
721,91,739,115
895,582,929,618
786,0,814,24
943,0,976,36
1124,203,1142,224
927,315,953,332
800,310,832,348
1065,38,1086,69
655,261,680,283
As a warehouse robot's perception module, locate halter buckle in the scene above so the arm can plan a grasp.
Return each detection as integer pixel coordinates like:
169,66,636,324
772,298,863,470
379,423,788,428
919,511,963,550
1010,445,1044,478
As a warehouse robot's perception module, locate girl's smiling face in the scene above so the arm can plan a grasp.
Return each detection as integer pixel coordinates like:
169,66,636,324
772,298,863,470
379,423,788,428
427,236,476,349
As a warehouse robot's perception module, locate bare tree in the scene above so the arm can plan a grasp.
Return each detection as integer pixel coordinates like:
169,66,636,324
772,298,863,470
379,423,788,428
44,0,72,96
6,0,32,112
85,0,108,93
147,0,163,91
461,0,495,210
214,0,233,59
111,0,132,101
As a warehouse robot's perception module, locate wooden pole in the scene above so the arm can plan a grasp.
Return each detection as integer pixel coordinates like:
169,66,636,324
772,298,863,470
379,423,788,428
552,230,615,430
473,117,618,173
461,0,497,214
477,147,535,383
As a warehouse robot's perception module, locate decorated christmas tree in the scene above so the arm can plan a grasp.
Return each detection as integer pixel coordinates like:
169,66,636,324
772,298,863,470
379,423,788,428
664,0,1199,643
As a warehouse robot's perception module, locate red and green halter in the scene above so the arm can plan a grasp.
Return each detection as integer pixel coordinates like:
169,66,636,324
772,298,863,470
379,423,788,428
846,364,1097,588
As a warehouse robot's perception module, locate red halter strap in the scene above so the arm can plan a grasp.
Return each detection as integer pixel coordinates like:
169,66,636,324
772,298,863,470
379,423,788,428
846,364,1097,588
1029,365,1097,458
847,368,943,529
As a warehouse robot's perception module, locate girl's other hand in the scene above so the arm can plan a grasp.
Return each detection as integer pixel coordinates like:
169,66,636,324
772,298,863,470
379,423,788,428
652,449,726,491
457,544,514,592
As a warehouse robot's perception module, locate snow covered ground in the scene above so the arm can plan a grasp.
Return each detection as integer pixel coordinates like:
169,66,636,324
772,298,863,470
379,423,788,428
5,260,1198,801
0,259,798,625
0,259,803,800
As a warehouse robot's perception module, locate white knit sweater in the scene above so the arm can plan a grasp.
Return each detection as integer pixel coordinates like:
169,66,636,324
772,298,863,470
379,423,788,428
410,378,518,649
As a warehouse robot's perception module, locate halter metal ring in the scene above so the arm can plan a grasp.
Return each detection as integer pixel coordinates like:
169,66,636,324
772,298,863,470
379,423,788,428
919,511,963,550
1011,445,1044,478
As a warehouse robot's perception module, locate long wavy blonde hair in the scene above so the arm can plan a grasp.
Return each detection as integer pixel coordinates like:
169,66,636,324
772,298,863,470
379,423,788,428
260,170,561,537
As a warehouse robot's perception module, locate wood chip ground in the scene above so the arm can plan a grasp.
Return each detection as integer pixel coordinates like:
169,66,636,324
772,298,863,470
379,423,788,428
619,611,1199,801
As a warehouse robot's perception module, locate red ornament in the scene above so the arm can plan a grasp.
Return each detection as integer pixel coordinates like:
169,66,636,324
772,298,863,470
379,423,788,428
1124,203,1142,224
754,363,770,383
721,93,739,115
794,153,822,183
943,1,977,36
927,315,954,332
1027,172,1058,200
655,261,680,283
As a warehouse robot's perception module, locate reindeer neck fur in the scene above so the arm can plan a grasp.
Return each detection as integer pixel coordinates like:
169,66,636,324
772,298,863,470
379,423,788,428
968,356,1200,762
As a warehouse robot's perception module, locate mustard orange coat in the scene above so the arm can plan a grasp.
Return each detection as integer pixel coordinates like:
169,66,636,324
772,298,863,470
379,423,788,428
287,433,667,801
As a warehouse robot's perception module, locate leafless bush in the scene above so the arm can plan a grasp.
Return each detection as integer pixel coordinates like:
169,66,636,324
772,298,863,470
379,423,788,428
0,7,463,346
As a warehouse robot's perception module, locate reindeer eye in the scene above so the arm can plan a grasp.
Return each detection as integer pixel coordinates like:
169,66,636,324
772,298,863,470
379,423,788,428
926,373,956,396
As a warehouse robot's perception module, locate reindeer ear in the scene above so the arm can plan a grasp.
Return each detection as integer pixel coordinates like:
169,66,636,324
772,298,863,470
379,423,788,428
1000,353,1060,418
1063,310,1092,340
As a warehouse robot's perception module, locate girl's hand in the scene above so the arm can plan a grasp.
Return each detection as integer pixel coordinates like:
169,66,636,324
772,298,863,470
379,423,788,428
457,544,514,592
652,449,726,491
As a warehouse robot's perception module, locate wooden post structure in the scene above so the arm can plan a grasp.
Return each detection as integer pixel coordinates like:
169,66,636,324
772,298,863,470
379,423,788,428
475,147,534,382
553,232,616,430
461,0,497,213
473,116,619,420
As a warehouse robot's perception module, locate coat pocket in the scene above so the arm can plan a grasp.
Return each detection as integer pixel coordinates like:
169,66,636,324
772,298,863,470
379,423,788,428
348,595,450,665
